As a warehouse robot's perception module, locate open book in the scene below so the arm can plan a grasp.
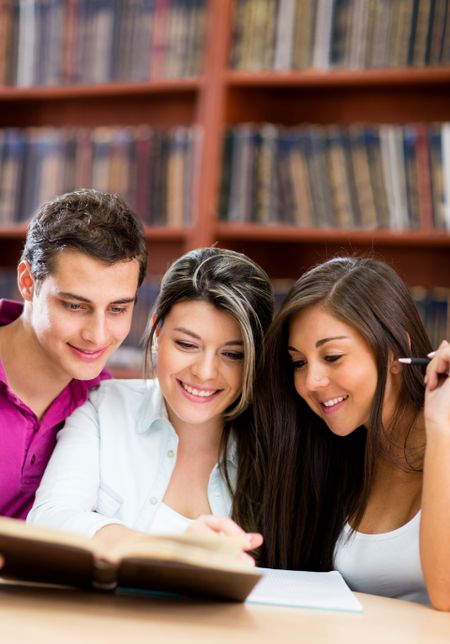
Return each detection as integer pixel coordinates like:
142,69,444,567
0,517,261,602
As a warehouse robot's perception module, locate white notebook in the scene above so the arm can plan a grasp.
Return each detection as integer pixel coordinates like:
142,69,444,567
247,568,363,613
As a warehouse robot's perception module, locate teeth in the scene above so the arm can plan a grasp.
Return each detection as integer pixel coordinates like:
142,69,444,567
322,395,348,408
182,382,217,398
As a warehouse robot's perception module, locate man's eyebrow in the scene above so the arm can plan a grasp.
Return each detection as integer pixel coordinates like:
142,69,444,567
288,336,349,352
58,291,136,305
174,327,243,346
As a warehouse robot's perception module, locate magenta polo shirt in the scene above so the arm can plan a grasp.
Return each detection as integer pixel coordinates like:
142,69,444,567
0,299,111,519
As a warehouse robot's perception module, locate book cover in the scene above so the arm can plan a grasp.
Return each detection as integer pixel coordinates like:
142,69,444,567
305,126,334,228
380,125,409,230
226,124,259,223
369,0,391,68
0,517,261,602
292,0,317,69
348,125,377,229
326,126,358,229
288,128,315,228
414,124,434,230
402,125,421,229
276,128,298,226
410,0,432,66
364,126,390,229
0,0,14,85
256,123,279,224
273,0,296,70
428,124,446,230
329,0,353,69
313,0,336,69
0,129,26,224
425,0,446,65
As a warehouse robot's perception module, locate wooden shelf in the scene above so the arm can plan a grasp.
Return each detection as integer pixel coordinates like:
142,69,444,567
0,79,203,128
0,225,28,239
0,78,203,100
0,225,190,241
216,224,450,247
226,67,450,88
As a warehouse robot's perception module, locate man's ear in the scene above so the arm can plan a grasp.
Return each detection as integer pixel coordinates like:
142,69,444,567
17,261,36,302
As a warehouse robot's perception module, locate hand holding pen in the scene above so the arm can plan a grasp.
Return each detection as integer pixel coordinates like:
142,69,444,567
398,345,450,379
423,340,450,387
420,340,450,435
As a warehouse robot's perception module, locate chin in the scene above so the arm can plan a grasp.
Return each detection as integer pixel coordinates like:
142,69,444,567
68,362,106,381
330,426,359,438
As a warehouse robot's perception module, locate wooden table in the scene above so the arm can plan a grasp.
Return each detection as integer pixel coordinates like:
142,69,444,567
1,581,449,644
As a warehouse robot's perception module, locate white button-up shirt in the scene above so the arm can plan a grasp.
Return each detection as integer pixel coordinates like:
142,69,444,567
28,379,237,537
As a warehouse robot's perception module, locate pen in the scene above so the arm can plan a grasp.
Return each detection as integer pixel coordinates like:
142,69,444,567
398,357,430,366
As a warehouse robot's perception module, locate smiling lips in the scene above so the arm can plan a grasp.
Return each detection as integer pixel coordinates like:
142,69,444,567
68,343,108,361
320,394,349,412
178,379,220,401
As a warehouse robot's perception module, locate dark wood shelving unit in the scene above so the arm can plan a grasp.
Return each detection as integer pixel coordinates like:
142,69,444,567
0,0,449,374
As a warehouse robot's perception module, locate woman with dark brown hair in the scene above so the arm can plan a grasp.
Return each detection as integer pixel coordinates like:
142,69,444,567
255,256,450,609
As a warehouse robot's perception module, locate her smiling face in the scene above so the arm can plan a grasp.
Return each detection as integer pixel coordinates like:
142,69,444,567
287,304,380,437
155,299,245,436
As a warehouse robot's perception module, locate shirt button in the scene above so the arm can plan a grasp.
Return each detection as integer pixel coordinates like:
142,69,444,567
30,454,36,465
167,449,175,458
150,496,158,505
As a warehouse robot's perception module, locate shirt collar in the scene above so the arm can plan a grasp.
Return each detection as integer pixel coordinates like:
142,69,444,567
136,379,171,434
135,379,239,466
0,299,23,325
225,433,238,467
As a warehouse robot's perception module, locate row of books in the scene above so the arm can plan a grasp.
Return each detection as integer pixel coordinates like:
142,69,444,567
0,125,196,226
0,0,206,87
230,0,450,71
219,123,450,232
1,268,448,367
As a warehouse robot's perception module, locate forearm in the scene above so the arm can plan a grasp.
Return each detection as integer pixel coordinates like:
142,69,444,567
28,498,124,538
421,344,450,610
94,524,145,549
421,430,450,610
27,403,116,537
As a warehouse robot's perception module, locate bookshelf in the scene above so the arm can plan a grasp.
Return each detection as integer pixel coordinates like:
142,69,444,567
0,0,449,338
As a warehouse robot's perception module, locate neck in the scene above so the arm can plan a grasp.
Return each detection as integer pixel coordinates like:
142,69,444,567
0,317,71,418
169,413,224,456
381,406,425,470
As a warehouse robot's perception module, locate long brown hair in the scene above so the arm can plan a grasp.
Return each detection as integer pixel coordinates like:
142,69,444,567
145,247,274,530
255,256,432,570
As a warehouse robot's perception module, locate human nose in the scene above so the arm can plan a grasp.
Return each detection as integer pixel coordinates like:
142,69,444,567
80,313,108,346
305,363,329,391
191,351,218,381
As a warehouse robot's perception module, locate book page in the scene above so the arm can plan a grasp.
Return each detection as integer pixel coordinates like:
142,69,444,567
247,568,363,613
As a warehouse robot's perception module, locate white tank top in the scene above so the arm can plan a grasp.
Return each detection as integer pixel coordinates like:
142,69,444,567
333,511,430,604
149,502,194,534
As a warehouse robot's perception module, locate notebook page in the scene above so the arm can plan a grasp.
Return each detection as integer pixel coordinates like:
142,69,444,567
247,568,363,612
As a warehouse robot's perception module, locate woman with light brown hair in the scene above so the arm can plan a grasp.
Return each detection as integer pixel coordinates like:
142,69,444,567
29,247,274,563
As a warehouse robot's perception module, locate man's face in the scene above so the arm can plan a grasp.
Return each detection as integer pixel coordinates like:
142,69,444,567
21,249,140,384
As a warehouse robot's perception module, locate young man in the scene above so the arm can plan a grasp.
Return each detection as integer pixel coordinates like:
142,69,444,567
0,188,148,519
